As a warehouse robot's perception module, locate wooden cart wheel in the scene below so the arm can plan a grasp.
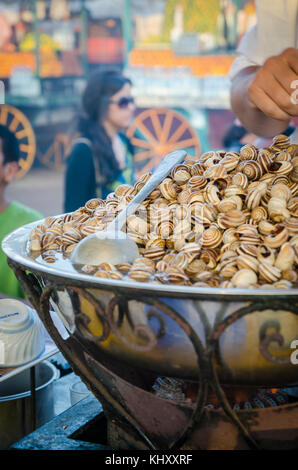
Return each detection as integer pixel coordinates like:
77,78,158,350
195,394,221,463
127,108,201,177
0,104,36,179
37,132,78,170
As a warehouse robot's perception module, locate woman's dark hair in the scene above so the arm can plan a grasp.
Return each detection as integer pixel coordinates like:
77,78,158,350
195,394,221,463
0,124,20,164
78,69,132,185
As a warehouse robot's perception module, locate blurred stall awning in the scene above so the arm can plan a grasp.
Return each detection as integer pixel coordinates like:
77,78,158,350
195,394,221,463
0,0,167,18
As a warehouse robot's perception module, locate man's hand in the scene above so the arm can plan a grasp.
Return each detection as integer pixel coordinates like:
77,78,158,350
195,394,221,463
247,47,298,122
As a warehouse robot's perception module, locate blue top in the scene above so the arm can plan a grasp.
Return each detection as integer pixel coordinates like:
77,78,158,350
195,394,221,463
64,133,135,213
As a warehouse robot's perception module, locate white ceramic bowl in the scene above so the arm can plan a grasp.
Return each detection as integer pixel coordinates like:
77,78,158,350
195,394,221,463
0,299,45,367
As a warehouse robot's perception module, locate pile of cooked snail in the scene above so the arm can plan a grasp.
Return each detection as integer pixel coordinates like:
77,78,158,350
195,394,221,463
29,134,298,289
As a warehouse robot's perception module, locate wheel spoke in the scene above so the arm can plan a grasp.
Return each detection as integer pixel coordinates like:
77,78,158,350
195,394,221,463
0,106,8,125
167,121,188,145
15,129,28,140
159,112,173,144
37,145,54,166
18,158,27,169
133,121,159,145
134,149,155,162
20,143,31,153
151,111,163,138
9,116,19,133
130,137,152,149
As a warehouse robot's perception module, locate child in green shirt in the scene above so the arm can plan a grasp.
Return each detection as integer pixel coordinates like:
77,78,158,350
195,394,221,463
0,124,42,299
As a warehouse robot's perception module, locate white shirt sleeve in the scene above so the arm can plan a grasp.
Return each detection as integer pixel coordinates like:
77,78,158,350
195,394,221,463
229,0,298,81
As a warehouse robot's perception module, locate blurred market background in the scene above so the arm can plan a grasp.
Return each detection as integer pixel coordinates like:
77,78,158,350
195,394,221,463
0,0,258,216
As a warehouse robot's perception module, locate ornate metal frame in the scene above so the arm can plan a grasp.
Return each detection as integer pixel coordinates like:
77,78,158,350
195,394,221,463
9,258,298,450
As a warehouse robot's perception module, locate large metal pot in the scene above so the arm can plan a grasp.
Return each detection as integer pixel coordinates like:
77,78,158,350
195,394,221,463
2,222,298,388
0,361,59,450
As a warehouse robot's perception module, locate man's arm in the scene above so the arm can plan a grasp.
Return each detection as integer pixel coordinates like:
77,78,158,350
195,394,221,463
230,48,298,137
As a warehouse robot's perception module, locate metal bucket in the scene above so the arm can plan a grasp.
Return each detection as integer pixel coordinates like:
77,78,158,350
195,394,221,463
0,361,59,450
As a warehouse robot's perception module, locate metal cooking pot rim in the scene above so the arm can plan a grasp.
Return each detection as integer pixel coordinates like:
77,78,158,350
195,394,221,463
2,219,298,299
0,361,59,402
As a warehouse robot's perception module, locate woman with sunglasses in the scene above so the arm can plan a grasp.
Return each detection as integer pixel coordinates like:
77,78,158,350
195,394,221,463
64,69,136,212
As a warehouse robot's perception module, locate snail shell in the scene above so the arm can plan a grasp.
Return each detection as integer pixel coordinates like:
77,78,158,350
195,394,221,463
139,172,153,184
251,206,268,222
29,228,43,241
44,217,57,228
199,151,219,163
185,259,207,276
85,198,104,211
275,151,292,162
237,254,259,272
143,246,165,261
220,154,239,172
220,280,234,288
116,263,132,273
172,252,189,270
257,151,273,173
269,161,293,175
258,220,275,235
264,225,289,248
237,244,258,258
81,265,97,275
42,250,56,263
180,242,202,262
240,144,258,161
109,271,124,280
29,239,41,252
268,197,290,222
79,225,99,236
41,232,57,250
224,185,246,199
201,226,223,249
171,165,192,185
270,183,292,201
272,134,291,149
231,268,258,288
190,162,206,176
272,174,290,186
274,243,295,271
242,160,263,181
274,280,293,289
259,262,281,283
231,172,248,189
128,267,153,283
204,182,221,202
290,167,298,183
165,266,189,285
218,198,238,213
145,236,166,250
220,262,238,279
127,215,148,236
284,217,298,236
256,245,275,265
204,164,228,180
159,178,177,201
245,188,263,210
217,210,246,229
188,175,208,192
236,224,260,244
289,182,298,197
282,269,298,283
173,219,192,236
187,192,205,205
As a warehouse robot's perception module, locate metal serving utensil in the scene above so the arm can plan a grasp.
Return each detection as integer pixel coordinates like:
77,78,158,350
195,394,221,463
70,150,187,266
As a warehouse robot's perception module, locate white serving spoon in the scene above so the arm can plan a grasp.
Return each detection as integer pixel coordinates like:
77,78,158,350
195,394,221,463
71,150,187,266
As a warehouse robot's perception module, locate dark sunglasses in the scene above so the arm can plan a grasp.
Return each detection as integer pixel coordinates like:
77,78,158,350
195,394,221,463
109,96,135,109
